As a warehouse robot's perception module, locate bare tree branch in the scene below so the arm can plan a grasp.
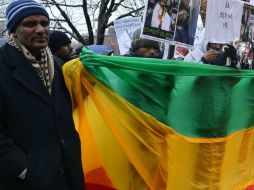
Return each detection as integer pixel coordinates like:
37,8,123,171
82,0,94,44
42,2,83,8
40,0,144,44
49,0,87,44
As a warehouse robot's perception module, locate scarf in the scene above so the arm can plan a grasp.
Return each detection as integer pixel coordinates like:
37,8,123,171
6,34,54,95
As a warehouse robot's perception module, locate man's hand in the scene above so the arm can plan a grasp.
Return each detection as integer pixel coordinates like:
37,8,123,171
203,49,219,62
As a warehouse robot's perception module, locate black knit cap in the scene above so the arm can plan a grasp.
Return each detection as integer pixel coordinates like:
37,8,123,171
131,38,160,51
131,28,160,51
48,30,71,53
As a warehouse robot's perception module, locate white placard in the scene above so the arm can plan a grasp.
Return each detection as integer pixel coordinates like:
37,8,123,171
205,0,244,43
193,14,204,49
114,17,142,55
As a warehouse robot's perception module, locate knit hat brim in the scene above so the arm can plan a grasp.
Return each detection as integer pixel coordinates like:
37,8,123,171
48,31,71,53
131,38,160,51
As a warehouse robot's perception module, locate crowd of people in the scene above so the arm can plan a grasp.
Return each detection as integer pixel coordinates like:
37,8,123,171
1,0,252,69
45,0,251,70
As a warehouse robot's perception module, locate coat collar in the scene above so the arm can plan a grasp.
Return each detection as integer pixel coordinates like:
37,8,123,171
3,44,54,109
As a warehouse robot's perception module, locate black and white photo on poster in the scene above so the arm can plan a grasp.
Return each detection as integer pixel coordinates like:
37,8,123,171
142,0,201,46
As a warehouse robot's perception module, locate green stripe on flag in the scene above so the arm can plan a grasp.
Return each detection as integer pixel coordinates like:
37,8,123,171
80,48,254,138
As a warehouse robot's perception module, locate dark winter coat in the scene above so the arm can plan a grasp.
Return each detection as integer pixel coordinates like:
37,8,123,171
0,44,85,190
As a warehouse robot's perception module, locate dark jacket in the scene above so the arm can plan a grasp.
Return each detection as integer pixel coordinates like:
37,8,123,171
0,44,85,190
53,55,65,68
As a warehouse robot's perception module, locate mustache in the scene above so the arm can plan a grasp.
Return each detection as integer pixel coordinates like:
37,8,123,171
32,36,48,41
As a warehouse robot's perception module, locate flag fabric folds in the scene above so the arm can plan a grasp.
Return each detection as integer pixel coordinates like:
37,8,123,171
63,49,254,190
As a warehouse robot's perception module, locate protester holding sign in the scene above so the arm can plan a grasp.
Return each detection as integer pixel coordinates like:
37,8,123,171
185,39,218,63
185,39,238,68
128,29,161,58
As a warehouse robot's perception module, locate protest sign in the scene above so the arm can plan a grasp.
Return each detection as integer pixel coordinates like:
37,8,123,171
114,17,142,55
193,14,204,48
240,3,254,43
142,0,201,46
205,0,244,43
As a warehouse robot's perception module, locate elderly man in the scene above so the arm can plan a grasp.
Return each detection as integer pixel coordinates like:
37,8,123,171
0,0,85,190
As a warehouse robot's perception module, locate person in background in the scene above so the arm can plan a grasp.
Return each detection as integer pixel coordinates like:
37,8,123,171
129,38,161,58
48,30,73,67
128,29,161,58
185,0,238,68
0,0,85,190
185,39,221,63
184,39,238,68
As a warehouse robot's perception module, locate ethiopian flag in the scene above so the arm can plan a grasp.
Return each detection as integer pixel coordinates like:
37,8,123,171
63,49,254,190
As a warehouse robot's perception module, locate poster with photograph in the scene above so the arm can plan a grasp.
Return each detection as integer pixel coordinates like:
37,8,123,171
240,3,254,43
174,0,201,45
114,17,142,55
142,0,201,46
173,45,189,60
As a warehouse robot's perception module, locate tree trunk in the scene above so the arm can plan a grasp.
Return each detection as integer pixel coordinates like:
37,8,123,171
82,0,94,44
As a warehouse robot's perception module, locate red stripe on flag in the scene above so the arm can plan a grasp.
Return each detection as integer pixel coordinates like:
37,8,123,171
86,183,117,190
245,185,254,190
85,167,115,189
